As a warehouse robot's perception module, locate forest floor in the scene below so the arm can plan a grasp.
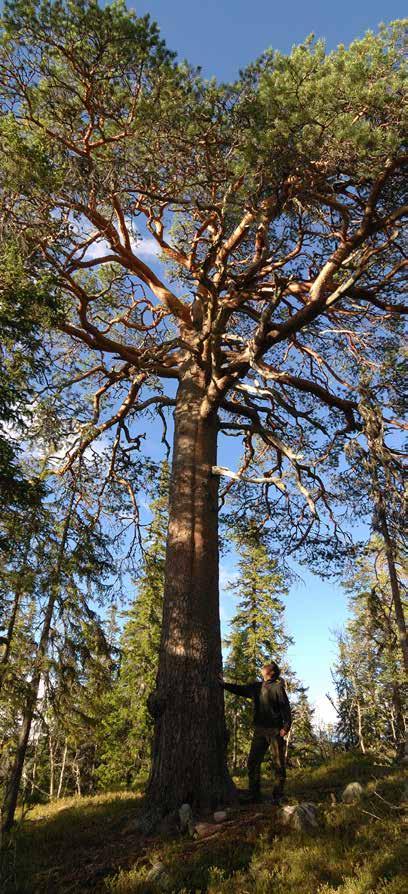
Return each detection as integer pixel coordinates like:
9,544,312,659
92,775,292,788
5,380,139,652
1,753,407,894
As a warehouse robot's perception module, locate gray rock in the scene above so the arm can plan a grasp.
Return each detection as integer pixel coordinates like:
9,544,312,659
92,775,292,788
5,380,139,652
214,810,228,823
194,820,219,838
279,802,319,832
178,802,195,836
342,782,364,804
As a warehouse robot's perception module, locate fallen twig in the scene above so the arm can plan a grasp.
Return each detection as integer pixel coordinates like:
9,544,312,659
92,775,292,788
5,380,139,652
373,791,404,811
359,808,385,822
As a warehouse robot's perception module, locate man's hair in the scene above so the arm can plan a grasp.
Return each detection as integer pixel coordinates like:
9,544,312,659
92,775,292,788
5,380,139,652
262,661,280,677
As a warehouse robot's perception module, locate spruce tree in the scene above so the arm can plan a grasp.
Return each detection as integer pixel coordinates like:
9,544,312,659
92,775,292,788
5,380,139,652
0,473,116,831
96,463,168,787
333,538,407,759
287,686,319,767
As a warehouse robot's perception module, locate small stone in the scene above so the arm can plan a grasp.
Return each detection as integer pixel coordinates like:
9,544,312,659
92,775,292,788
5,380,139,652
179,803,193,832
279,802,318,832
280,805,296,825
194,821,219,838
342,782,364,804
214,810,228,823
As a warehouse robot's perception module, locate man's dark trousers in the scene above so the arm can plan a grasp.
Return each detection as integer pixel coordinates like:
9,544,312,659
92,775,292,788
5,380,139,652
248,726,286,799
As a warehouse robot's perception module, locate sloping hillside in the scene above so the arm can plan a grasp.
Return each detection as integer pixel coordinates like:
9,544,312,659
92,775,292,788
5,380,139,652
1,754,407,893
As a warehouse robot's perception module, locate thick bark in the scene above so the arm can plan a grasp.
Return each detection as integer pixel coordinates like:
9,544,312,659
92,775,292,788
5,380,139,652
147,370,236,811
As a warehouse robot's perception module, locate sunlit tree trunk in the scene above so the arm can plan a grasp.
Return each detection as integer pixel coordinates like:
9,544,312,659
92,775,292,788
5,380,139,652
57,739,68,799
147,370,235,811
30,724,41,797
232,709,239,774
48,728,55,800
355,697,366,754
72,755,82,796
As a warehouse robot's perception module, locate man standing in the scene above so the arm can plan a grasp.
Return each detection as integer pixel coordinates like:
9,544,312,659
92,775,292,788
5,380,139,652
219,662,291,803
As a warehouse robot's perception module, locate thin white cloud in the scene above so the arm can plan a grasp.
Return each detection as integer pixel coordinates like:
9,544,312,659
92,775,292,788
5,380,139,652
81,234,160,263
136,237,160,259
69,212,162,265
313,693,338,727
83,238,110,260
219,564,238,591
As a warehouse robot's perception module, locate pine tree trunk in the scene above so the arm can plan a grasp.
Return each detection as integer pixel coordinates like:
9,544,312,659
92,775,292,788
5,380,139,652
147,370,235,811
232,709,238,773
57,739,68,799
73,757,82,796
48,728,55,800
356,698,366,754
30,726,40,796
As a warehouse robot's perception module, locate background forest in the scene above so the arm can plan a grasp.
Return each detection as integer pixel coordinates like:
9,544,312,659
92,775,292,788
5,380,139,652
0,1,406,892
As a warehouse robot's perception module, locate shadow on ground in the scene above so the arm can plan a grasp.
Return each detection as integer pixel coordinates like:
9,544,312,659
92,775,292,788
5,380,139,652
1,754,406,894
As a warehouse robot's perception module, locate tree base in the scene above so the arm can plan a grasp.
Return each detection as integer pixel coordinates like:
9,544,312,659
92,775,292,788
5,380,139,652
125,778,239,837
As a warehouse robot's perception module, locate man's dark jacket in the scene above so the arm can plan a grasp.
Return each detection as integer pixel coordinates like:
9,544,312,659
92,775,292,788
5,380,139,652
221,677,292,732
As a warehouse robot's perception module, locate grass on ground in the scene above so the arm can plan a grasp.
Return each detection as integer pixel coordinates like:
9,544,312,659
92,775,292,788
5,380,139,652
1,753,407,894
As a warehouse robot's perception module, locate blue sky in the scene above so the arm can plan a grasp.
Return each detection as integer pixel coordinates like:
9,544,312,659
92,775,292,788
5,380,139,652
134,1,406,81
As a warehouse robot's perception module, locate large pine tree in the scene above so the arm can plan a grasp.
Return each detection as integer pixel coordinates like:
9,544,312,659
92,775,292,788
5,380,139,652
1,0,406,812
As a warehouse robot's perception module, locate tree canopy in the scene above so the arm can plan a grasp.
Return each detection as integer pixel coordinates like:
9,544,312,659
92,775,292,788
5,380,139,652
0,2,406,540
